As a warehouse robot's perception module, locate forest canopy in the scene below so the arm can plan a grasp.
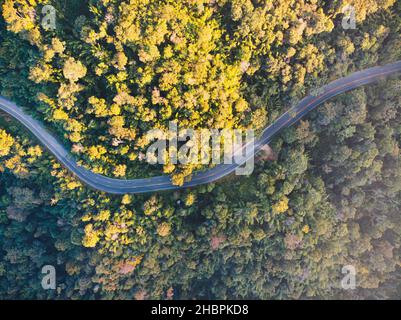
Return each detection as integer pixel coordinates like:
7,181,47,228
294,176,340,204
0,0,401,300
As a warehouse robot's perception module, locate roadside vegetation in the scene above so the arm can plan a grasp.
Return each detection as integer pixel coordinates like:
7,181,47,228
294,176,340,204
0,0,401,299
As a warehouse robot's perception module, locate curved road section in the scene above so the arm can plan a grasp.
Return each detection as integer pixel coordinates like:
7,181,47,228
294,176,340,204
1,61,401,194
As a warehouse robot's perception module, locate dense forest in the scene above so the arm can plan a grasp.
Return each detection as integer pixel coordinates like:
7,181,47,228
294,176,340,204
1,0,401,299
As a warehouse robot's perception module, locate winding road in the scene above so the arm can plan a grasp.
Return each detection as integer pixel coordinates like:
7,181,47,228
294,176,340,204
1,61,401,194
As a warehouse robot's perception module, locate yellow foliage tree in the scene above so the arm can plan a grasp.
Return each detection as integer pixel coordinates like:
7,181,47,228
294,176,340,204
0,129,14,156
272,197,289,214
157,222,171,237
83,224,100,248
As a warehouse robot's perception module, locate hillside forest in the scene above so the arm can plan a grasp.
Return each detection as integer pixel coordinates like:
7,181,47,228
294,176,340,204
1,0,401,299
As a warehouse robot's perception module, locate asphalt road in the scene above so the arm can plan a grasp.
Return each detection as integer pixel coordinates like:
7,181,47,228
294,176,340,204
1,61,401,194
